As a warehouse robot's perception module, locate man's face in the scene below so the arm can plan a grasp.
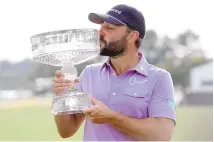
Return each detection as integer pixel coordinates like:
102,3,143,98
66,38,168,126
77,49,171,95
98,21,130,58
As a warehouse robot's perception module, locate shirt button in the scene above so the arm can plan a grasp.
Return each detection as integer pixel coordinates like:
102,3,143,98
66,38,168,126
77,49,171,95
113,73,116,76
112,92,116,95
134,93,137,95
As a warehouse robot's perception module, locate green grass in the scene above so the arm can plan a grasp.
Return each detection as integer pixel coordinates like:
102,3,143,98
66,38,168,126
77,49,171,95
0,105,212,141
172,105,213,141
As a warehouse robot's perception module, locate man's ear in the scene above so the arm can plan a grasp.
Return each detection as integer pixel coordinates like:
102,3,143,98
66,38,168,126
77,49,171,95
127,31,139,42
132,31,139,41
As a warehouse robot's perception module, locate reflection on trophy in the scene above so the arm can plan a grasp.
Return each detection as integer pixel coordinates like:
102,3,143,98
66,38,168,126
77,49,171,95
30,29,100,115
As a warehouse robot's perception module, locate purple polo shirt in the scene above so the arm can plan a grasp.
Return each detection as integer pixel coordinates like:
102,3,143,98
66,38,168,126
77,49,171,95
76,52,176,141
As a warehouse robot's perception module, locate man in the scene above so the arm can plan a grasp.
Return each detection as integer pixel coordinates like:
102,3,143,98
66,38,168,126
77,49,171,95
53,4,176,141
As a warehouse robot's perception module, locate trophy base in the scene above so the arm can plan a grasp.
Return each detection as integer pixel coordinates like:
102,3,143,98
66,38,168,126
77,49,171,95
51,89,91,115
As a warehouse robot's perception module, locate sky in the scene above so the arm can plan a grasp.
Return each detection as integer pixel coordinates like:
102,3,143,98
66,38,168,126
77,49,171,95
0,0,213,62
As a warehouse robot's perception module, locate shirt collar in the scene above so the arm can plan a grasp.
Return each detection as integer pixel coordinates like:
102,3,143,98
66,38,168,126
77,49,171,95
102,52,149,76
135,52,149,76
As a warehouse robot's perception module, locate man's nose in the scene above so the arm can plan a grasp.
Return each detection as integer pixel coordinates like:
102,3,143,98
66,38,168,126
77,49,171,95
98,26,105,38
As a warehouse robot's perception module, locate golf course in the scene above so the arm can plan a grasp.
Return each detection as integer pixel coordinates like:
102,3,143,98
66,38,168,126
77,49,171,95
0,98,212,141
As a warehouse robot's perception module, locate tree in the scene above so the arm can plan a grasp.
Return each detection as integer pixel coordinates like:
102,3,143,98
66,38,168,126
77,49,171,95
140,29,208,88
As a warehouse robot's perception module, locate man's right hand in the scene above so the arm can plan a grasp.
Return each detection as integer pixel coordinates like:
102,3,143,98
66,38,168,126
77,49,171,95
53,70,79,95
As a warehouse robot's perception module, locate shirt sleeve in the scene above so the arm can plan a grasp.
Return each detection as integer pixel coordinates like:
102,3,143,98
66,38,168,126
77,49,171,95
148,71,176,124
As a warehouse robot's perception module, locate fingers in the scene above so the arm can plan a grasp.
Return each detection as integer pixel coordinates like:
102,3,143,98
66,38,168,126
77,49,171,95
90,96,100,105
53,70,80,95
53,81,71,88
55,70,80,82
53,87,68,95
54,77,71,84
83,105,97,115
53,78,79,87
83,107,94,114
55,70,64,78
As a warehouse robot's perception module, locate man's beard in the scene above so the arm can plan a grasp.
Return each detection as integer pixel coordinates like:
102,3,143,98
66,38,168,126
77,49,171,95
99,35,127,58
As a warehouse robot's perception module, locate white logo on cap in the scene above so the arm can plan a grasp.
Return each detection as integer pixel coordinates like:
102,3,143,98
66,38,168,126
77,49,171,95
110,9,122,14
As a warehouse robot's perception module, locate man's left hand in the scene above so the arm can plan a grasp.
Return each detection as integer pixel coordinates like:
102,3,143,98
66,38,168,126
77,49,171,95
83,96,116,124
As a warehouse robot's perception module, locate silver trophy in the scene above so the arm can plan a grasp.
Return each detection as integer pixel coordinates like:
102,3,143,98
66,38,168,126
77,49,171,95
30,29,100,115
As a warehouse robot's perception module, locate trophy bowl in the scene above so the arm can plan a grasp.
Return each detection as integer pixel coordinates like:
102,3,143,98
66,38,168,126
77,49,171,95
30,28,100,115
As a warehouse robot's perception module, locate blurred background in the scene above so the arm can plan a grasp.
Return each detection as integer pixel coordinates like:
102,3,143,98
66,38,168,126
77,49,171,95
0,0,213,141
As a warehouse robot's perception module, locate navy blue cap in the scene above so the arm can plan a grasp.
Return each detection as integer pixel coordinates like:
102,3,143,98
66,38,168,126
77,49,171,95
88,4,146,39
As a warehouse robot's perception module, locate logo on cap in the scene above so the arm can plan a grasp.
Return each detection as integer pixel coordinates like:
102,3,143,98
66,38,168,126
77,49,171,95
109,9,122,14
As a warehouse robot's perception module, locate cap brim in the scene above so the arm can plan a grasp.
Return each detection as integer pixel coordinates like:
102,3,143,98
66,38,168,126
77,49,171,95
88,13,126,25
